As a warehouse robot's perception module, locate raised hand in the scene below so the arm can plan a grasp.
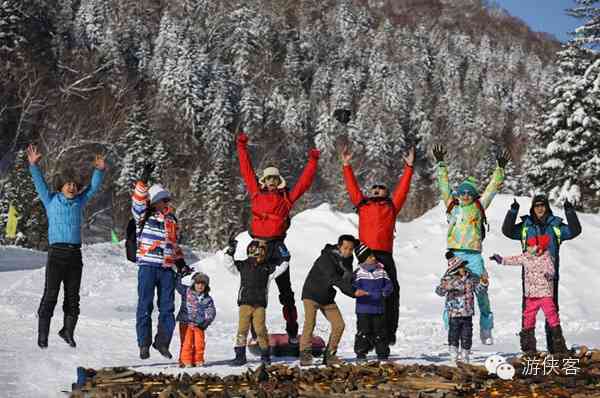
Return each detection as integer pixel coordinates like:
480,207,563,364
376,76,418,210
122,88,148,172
237,132,249,145
140,162,155,184
564,198,574,211
340,145,352,165
308,148,320,160
226,237,238,257
497,149,511,169
26,144,42,165
489,254,503,264
403,146,415,167
94,154,106,171
432,145,446,162
511,199,520,211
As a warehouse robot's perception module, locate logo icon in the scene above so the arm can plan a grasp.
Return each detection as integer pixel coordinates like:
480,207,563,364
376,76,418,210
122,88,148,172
484,354,515,380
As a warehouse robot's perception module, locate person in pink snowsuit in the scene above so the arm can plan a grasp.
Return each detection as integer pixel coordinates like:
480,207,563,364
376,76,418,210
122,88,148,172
490,235,568,355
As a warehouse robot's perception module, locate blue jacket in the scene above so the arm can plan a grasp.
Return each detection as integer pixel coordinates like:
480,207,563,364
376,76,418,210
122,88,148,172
29,165,104,245
352,262,393,314
502,206,581,275
175,277,216,328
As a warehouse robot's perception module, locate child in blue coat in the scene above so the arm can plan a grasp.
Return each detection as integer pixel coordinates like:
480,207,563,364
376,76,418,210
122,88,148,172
352,242,393,360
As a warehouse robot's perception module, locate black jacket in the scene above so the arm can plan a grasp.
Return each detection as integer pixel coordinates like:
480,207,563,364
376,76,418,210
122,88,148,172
226,255,284,308
301,244,355,305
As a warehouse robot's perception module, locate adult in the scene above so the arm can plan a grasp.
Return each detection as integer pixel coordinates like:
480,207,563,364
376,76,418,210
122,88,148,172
236,132,320,343
27,144,106,349
501,194,581,353
341,145,414,345
299,234,368,366
433,145,509,345
132,163,185,360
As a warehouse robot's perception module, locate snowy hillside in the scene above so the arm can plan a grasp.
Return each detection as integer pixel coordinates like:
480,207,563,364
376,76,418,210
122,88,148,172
1,194,599,397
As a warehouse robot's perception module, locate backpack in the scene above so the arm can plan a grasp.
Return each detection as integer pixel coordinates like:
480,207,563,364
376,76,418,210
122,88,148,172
446,198,489,241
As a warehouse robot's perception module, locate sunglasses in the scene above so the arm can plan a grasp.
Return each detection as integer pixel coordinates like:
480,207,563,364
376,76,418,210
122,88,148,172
371,185,387,191
533,203,546,208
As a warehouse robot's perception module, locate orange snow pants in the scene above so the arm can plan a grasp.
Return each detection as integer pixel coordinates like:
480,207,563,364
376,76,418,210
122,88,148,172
179,323,205,365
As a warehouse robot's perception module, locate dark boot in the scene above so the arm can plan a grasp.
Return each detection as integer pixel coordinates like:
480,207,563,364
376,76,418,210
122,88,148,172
549,325,569,354
152,341,172,359
58,315,78,348
231,346,247,366
260,348,271,365
139,346,150,359
299,349,313,366
38,317,51,349
519,328,537,355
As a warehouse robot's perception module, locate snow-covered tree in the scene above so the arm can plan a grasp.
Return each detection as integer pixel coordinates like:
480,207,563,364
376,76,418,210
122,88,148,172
568,0,600,48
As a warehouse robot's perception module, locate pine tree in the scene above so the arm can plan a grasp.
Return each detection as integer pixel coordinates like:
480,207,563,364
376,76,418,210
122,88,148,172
0,0,27,63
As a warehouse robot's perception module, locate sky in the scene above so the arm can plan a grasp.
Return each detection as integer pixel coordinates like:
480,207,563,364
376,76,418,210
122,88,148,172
493,0,582,43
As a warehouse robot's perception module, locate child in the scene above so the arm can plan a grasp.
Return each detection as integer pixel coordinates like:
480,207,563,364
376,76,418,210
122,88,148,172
176,271,216,367
435,251,487,363
352,242,393,361
490,235,568,355
224,239,289,366
27,144,105,349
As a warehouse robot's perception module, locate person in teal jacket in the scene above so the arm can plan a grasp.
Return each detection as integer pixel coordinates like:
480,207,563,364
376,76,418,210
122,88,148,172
27,144,105,349
433,144,509,345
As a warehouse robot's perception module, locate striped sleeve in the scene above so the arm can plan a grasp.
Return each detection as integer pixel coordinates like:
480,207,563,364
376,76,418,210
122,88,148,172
132,181,149,222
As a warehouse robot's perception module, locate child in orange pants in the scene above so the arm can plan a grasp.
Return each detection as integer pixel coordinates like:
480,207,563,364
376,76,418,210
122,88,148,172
176,272,216,367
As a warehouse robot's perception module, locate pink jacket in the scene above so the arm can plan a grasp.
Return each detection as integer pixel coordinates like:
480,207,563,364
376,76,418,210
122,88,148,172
502,252,555,298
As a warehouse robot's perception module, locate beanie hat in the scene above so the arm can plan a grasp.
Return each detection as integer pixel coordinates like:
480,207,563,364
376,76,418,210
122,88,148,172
149,184,171,205
445,251,467,275
259,166,286,189
354,241,373,263
456,177,479,198
54,169,81,191
526,234,550,253
192,271,210,286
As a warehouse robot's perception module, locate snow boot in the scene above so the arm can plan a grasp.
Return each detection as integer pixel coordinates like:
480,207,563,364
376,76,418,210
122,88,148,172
37,317,51,349
460,349,471,364
58,315,78,348
519,328,537,355
231,346,247,366
323,348,343,366
356,353,368,363
152,341,173,359
139,346,150,360
549,325,569,355
449,345,459,362
377,354,389,362
260,348,271,365
480,328,493,345
300,349,313,366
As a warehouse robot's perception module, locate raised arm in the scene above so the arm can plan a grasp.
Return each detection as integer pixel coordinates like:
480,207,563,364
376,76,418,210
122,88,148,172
341,146,364,206
222,251,240,275
560,200,582,241
288,149,320,204
79,155,106,205
131,181,149,223
432,145,453,207
269,260,290,281
202,297,216,328
391,165,414,214
175,274,188,296
236,133,259,195
502,199,523,240
27,144,53,207
480,150,509,209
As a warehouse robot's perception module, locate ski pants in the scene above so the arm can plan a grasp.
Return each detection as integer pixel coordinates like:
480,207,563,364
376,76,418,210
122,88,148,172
237,305,269,350
136,266,175,348
448,316,473,350
38,244,83,319
373,250,400,343
522,271,561,352
266,239,299,337
354,313,389,358
179,323,205,365
300,299,345,353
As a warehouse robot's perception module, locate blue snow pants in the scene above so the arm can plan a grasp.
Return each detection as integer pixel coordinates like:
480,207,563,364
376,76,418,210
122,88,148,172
136,266,176,348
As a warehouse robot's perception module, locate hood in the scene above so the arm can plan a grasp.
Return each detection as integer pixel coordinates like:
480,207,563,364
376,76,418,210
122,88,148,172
529,194,553,223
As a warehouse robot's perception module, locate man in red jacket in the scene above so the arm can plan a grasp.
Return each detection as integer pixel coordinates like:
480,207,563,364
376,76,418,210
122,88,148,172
341,146,414,345
237,132,320,343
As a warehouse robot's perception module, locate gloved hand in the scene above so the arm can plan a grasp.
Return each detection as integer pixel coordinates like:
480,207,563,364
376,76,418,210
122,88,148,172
564,199,574,211
309,148,320,160
175,258,192,276
489,254,503,264
432,145,446,162
511,199,520,212
497,149,511,169
237,132,249,145
140,163,155,184
225,237,238,257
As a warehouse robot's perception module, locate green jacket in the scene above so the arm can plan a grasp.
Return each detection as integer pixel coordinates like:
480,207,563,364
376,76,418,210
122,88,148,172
436,162,505,252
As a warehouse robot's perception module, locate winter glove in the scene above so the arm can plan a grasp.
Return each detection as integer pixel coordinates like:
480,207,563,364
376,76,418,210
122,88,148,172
140,163,155,184
309,148,320,160
175,258,192,276
511,199,520,212
432,145,446,162
489,254,503,264
564,199,574,211
496,149,511,169
237,132,249,145
225,236,238,257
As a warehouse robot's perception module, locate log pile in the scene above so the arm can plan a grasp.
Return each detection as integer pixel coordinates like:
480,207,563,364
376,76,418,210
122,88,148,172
70,347,600,398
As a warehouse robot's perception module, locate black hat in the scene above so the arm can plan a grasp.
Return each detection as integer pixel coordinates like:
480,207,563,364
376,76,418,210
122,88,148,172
530,194,553,220
354,241,373,263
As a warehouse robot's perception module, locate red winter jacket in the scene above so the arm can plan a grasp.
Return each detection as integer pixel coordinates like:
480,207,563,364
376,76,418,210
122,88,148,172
343,164,413,253
237,137,319,240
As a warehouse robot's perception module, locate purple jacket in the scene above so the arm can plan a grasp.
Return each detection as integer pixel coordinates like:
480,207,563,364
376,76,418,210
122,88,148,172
352,262,393,314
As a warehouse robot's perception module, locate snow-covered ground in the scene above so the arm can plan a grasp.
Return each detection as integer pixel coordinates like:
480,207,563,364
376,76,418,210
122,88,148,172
1,195,599,397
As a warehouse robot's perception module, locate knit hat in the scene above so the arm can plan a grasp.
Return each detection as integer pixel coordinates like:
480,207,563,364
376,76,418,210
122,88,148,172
456,177,479,198
445,251,467,275
54,169,81,191
526,235,550,253
149,184,171,205
354,241,373,263
259,166,286,189
192,271,210,286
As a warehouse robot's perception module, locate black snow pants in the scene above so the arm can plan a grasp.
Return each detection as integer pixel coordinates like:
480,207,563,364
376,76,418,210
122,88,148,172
448,316,473,350
354,313,390,358
373,250,399,344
